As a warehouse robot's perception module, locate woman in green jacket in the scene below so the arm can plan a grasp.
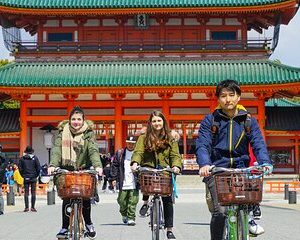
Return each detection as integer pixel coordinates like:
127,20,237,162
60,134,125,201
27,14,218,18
48,106,103,239
131,110,181,240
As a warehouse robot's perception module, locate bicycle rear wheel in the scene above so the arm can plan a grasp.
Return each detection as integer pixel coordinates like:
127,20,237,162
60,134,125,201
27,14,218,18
237,209,248,240
151,198,160,240
71,202,80,240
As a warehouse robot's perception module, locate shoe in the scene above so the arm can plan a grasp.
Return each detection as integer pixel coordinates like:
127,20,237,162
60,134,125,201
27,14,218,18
252,205,262,220
122,216,128,224
56,228,68,239
24,208,29,212
249,220,265,235
127,219,136,226
0,211,4,215
167,231,176,239
31,208,37,212
139,203,149,217
86,224,97,239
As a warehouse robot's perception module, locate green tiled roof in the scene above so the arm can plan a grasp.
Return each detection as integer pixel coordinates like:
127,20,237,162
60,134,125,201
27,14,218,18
266,98,300,107
0,60,300,87
0,0,291,9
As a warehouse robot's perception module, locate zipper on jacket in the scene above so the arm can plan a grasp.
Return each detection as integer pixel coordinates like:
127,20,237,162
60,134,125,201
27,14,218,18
235,130,245,149
229,119,233,167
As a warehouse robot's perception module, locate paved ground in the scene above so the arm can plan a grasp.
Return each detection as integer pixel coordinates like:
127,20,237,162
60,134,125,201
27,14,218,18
0,182,299,240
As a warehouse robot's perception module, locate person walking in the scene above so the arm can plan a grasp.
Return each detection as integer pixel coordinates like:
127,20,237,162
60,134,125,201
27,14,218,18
47,106,103,239
111,135,138,226
0,144,8,215
196,80,272,240
18,146,41,212
131,110,181,239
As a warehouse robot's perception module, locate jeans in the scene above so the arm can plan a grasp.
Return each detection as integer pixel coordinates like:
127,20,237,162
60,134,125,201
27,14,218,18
24,181,37,209
62,199,92,229
204,176,226,240
143,195,174,228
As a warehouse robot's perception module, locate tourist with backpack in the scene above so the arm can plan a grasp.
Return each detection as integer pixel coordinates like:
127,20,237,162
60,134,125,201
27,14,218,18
196,80,272,240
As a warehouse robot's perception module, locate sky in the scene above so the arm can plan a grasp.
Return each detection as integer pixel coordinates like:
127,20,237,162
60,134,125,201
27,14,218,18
0,11,299,67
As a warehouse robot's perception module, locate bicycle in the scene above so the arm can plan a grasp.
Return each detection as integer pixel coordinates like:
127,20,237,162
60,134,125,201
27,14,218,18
138,167,178,240
53,169,97,240
210,164,272,240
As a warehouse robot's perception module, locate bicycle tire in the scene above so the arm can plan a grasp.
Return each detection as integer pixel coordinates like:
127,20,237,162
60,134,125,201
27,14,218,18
237,209,247,240
71,202,80,240
151,198,160,240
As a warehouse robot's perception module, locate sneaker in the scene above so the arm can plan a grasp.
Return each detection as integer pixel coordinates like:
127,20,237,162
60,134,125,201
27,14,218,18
127,219,136,226
0,211,4,215
56,228,68,239
86,224,97,239
167,231,176,239
122,216,128,224
139,204,149,217
23,208,29,212
31,208,37,212
252,205,262,220
249,220,265,235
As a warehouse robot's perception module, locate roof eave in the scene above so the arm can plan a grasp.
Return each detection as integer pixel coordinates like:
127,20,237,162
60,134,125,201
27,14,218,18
0,0,298,16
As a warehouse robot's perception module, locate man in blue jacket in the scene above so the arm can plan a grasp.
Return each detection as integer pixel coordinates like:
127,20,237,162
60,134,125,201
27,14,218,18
196,80,272,240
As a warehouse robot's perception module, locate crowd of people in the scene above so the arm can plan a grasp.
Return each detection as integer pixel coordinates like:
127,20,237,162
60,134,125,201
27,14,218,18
0,80,273,240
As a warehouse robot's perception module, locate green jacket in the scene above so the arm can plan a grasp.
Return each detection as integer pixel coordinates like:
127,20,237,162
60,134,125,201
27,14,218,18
131,134,182,170
50,120,102,170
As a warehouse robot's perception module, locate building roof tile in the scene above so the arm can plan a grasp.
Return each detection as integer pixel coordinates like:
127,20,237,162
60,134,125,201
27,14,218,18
0,60,299,87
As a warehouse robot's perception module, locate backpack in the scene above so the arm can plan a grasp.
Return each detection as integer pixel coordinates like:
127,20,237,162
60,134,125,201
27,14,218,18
211,112,252,144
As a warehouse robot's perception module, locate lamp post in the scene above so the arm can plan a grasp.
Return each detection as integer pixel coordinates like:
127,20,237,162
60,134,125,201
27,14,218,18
40,124,57,205
40,124,57,164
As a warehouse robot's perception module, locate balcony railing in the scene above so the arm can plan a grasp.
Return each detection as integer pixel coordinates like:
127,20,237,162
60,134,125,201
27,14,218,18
12,39,271,54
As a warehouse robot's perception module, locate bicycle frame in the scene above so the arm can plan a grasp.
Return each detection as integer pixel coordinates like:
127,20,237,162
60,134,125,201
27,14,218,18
224,205,249,240
67,198,85,240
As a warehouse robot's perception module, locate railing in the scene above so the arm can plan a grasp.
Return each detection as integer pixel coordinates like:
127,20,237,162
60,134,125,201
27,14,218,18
12,38,271,54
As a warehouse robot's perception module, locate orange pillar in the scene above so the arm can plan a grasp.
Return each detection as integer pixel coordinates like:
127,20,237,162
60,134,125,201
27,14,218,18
19,100,28,156
115,100,122,151
257,98,266,138
159,92,172,126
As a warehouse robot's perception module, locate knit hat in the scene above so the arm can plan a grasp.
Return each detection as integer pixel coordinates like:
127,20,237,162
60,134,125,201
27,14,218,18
24,146,34,154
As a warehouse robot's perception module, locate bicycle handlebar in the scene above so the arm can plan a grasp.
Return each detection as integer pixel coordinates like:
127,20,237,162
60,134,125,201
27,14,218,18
52,168,98,176
210,163,273,177
137,166,178,175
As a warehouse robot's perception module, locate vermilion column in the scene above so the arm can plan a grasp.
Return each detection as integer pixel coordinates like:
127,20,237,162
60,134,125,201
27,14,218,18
159,92,172,126
112,93,125,151
17,94,30,156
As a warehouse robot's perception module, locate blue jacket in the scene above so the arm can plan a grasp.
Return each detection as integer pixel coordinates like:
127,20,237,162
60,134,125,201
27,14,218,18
196,105,271,168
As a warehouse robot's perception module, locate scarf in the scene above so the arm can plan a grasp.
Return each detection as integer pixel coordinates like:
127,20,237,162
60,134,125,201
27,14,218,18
61,121,88,168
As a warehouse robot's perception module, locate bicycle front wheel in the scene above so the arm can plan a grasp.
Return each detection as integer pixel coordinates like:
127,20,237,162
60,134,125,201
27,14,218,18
237,209,248,240
71,202,80,240
151,198,160,240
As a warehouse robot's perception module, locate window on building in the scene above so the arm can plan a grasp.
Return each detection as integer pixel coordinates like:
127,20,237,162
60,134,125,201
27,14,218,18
211,31,237,40
48,33,73,42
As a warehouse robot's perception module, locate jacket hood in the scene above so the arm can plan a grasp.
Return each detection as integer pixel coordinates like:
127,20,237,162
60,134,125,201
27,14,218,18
57,120,94,131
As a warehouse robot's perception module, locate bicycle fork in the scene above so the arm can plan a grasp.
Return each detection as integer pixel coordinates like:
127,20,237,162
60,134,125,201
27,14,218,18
227,206,250,240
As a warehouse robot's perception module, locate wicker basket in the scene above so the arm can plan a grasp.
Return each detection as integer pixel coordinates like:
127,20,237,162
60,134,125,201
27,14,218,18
139,172,172,196
214,172,263,206
55,172,96,199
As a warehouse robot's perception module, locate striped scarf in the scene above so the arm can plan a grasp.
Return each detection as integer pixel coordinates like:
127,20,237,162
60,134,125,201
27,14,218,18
61,121,88,168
